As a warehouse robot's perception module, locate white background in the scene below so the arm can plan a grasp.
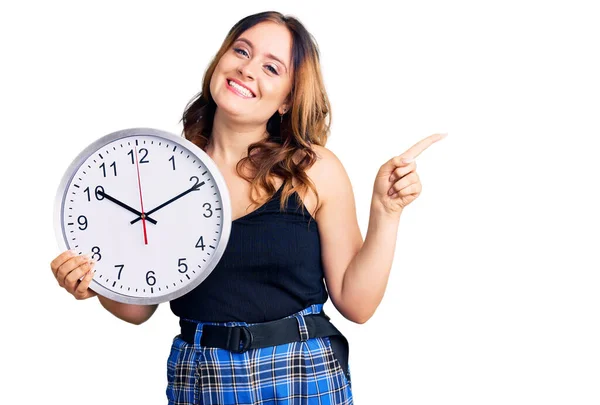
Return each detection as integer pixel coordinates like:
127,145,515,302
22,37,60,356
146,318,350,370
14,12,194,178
1,0,599,404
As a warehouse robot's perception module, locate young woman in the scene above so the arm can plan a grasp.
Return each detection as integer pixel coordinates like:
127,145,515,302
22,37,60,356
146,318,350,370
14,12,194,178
50,11,445,404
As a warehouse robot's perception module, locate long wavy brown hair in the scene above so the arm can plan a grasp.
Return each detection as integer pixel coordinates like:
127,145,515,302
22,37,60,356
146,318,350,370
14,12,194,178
180,11,331,219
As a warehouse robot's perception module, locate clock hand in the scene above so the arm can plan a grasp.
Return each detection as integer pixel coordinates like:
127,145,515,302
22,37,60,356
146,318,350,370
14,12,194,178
134,148,149,245
130,181,204,225
96,190,158,225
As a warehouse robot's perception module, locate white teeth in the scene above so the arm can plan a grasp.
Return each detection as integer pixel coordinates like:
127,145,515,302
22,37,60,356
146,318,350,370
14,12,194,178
228,80,253,97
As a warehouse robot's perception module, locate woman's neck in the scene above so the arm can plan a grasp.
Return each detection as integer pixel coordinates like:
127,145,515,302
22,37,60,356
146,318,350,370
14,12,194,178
206,108,268,166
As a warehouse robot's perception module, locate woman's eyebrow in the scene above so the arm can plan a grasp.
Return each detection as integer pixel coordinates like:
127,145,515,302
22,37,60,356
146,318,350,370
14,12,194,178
236,37,288,73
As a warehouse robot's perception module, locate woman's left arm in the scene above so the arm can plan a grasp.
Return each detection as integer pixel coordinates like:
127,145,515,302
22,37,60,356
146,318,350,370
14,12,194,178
315,134,446,324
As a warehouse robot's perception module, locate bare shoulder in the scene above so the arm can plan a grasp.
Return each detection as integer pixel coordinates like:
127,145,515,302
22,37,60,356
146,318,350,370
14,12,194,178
292,145,351,218
306,144,347,186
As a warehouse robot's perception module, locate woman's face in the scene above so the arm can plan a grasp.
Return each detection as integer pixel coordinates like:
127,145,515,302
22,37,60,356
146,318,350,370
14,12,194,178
210,21,293,125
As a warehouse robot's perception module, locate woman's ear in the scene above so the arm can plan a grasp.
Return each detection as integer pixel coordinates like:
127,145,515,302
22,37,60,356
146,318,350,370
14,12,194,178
278,93,292,115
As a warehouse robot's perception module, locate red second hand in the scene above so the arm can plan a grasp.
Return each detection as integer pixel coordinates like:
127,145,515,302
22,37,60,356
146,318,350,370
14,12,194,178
134,147,148,245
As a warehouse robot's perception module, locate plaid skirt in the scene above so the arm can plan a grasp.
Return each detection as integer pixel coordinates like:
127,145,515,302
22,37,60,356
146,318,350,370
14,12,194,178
166,304,353,404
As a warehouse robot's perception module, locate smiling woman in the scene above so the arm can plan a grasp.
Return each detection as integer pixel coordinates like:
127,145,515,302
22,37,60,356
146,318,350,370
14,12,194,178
49,9,445,405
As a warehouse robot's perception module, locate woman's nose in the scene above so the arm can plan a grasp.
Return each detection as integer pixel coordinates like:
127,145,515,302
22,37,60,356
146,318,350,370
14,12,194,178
237,60,256,80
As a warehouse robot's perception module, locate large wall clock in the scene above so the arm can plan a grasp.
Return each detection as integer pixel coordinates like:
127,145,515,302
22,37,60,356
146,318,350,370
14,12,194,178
54,127,231,304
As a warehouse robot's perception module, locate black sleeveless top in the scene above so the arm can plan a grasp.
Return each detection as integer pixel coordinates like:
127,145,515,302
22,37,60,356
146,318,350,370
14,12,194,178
169,183,329,323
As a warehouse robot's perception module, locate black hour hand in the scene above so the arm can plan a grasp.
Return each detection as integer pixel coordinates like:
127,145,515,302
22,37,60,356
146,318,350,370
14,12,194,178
96,190,158,225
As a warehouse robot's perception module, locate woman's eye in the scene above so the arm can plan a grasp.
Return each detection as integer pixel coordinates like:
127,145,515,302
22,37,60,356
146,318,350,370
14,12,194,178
234,48,249,57
266,65,279,75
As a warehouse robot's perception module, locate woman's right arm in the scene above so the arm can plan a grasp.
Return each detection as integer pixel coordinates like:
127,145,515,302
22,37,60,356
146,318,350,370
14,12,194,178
96,295,158,325
50,250,158,325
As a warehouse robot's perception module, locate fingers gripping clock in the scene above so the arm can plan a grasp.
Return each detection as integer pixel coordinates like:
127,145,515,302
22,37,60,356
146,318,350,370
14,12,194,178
54,128,232,305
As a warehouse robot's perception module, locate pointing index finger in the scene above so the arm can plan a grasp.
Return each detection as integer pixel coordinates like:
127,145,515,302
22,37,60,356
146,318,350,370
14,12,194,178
401,133,447,162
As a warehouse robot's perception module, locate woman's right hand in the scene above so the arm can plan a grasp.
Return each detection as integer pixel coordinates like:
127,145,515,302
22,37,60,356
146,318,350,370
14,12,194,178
50,250,97,300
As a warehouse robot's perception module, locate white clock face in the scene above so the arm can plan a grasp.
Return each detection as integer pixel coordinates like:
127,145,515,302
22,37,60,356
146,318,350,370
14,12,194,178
54,128,231,304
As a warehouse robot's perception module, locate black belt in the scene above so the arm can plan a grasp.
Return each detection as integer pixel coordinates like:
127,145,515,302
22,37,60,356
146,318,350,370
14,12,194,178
180,312,349,378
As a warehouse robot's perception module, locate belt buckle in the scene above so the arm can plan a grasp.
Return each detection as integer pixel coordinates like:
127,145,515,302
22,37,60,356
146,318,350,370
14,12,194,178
229,326,253,353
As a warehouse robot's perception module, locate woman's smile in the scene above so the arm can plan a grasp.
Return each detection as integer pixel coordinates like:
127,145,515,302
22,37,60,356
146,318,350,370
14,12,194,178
225,78,256,98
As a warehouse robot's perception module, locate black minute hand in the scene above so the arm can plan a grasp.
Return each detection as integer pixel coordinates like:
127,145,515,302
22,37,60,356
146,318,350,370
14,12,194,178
130,181,204,224
97,190,158,225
